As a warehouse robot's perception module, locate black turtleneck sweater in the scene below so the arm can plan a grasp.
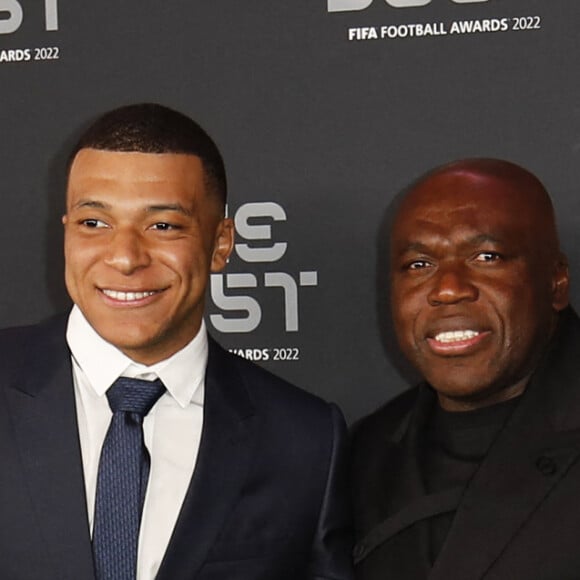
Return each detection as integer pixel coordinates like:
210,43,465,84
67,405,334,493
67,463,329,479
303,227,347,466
423,396,521,563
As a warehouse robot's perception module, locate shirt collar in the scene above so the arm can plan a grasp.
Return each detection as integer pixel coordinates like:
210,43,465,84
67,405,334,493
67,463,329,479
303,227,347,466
66,305,207,407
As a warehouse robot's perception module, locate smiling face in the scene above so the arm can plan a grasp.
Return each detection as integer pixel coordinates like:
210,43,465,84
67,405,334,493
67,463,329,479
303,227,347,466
63,148,234,364
390,161,569,411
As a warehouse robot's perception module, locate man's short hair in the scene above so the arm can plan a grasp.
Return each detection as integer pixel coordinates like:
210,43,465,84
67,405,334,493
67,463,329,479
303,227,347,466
69,103,227,207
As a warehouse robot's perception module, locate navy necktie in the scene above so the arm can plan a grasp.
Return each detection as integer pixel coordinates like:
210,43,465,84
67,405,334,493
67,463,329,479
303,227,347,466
92,377,166,580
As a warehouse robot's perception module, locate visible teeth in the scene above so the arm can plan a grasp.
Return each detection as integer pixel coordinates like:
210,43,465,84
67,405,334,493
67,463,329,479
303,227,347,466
434,330,479,343
102,289,156,301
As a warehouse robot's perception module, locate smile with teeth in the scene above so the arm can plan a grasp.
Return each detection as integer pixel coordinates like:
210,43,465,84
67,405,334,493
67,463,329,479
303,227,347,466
434,330,480,343
101,289,159,301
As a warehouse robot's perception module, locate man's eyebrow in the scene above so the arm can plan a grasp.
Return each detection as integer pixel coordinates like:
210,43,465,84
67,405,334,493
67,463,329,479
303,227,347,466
72,199,110,210
146,203,193,216
395,234,502,256
71,200,193,216
395,241,431,256
468,234,502,245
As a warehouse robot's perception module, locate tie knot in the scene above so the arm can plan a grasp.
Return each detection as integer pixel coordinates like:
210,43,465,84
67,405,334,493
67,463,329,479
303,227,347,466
107,377,165,416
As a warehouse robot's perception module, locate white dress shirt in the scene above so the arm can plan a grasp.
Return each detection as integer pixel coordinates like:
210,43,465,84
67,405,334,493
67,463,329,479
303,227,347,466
66,305,206,580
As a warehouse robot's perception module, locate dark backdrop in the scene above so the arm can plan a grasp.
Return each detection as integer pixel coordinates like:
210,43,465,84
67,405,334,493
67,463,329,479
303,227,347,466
1,0,578,422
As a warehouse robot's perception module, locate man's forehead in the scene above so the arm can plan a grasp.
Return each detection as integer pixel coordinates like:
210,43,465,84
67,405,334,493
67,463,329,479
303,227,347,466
396,170,544,225
408,169,523,201
67,150,205,194
65,151,216,219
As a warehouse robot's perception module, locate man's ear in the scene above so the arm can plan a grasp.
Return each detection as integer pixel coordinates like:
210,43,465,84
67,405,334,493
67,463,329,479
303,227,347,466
552,253,570,311
211,217,235,272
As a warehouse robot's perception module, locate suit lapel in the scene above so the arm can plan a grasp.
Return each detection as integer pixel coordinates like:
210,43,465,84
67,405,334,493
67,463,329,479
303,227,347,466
431,310,580,580
387,386,433,571
157,340,257,580
356,386,435,576
5,316,95,579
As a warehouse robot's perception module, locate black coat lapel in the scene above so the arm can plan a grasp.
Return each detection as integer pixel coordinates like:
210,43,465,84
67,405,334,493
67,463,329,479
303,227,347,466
5,316,95,580
354,386,435,578
157,340,257,580
431,310,580,580
384,386,433,570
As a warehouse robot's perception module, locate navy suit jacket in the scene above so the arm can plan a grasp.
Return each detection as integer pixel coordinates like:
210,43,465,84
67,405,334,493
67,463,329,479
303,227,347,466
0,315,354,579
352,308,580,579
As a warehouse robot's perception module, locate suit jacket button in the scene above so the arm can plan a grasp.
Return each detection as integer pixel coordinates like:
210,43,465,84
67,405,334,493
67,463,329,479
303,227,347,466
535,456,557,476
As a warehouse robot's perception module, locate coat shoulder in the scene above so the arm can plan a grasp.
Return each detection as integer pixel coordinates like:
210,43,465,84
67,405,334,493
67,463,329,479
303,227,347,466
351,386,419,453
0,315,68,377
208,338,342,427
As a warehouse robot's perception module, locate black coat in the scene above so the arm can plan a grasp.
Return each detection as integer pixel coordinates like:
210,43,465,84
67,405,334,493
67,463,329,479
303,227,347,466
352,308,580,580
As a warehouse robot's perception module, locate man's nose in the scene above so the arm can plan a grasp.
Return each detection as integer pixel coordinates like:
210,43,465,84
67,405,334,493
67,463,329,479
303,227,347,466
104,228,151,274
427,265,478,306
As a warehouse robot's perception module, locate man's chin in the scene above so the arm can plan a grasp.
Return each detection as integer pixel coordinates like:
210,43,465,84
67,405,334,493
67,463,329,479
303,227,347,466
433,381,519,411
93,325,162,355
425,369,493,403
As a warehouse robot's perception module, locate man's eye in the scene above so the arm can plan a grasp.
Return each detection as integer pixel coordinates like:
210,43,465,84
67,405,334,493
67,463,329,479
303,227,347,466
407,260,431,270
474,252,501,262
150,222,179,231
81,219,107,228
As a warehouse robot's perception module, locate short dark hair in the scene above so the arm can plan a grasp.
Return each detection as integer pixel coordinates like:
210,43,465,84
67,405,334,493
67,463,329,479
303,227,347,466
69,103,227,206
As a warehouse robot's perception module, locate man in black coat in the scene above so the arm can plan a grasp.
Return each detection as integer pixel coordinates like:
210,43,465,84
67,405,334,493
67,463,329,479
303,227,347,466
352,158,578,579
0,103,353,580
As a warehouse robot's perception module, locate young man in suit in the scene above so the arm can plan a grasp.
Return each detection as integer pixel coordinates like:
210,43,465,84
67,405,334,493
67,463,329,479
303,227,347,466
0,103,353,580
352,158,579,579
